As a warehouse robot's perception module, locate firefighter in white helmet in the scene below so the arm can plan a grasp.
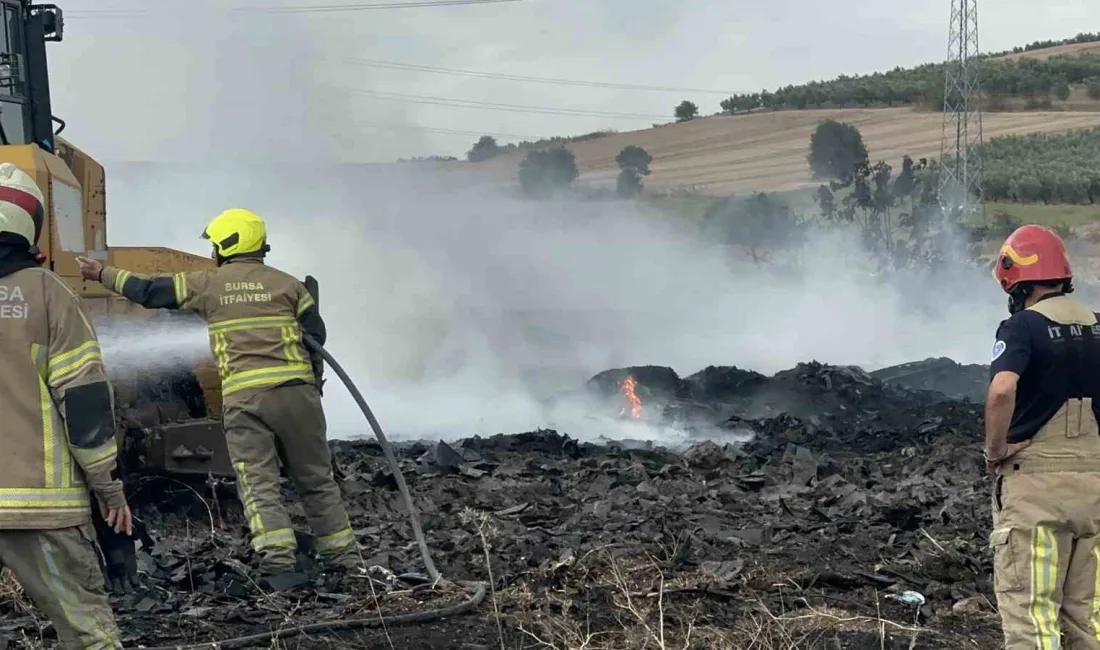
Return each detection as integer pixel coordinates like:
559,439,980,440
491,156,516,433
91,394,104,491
0,162,128,649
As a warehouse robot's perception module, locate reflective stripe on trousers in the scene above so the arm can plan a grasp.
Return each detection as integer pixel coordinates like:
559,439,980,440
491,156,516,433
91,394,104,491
315,526,355,554
38,538,120,649
992,399,1100,649
234,461,295,553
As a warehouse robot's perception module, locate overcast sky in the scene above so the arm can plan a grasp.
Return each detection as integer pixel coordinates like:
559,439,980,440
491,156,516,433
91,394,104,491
48,0,1100,163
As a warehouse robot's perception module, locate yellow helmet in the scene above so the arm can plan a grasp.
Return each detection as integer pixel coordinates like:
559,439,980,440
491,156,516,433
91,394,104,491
201,208,269,258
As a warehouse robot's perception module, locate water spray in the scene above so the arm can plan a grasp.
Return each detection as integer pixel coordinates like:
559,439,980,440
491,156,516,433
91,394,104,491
96,314,211,377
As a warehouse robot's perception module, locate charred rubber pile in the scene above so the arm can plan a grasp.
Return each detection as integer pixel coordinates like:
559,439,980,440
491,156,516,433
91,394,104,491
0,359,1000,649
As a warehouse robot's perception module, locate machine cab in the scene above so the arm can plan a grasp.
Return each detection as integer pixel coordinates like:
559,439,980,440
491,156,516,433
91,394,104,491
0,2,114,289
0,1,61,150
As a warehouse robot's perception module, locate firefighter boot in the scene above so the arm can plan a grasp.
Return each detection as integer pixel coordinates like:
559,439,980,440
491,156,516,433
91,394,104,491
323,541,364,573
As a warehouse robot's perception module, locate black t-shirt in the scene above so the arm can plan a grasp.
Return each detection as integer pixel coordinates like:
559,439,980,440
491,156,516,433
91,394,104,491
990,298,1100,443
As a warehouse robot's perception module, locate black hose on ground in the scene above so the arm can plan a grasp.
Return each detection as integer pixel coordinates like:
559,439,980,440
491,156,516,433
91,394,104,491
135,581,487,650
302,333,441,584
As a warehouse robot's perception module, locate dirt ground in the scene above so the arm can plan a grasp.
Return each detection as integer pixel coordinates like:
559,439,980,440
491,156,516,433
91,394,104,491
0,358,1009,649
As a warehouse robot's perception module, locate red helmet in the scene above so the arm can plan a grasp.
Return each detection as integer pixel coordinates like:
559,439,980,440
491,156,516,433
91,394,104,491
993,224,1072,293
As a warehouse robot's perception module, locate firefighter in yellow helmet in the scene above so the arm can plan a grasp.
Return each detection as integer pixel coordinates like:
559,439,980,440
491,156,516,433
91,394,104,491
77,209,360,588
0,162,129,649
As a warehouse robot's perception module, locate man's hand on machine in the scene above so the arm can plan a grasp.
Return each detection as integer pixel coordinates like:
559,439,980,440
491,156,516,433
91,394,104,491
75,256,104,282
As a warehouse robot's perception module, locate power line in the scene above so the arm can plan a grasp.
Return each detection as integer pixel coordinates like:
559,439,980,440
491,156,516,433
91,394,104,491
67,0,527,17
349,120,542,139
68,5,735,97
330,86,669,120
333,56,738,95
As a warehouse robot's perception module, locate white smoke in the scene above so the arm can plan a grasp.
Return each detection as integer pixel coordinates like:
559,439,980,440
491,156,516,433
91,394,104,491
99,162,1008,443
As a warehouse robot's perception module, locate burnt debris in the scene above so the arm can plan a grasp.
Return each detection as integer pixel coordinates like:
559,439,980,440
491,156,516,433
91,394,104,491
0,359,1000,649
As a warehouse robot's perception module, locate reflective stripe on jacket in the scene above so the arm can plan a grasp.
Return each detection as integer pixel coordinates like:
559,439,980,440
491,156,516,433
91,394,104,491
0,268,124,529
99,258,326,401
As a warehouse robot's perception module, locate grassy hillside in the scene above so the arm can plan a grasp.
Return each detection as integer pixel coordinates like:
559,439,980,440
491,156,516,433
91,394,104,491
703,33,1100,116
452,33,1100,229
981,127,1100,202
466,108,1100,196
713,54,1100,116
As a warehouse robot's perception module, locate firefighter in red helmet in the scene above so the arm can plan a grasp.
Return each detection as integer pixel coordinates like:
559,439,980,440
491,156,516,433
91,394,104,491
986,224,1100,649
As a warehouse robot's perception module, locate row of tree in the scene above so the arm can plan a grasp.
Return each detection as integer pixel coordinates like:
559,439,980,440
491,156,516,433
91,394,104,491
1009,32,1100,55
980,126,1100,204
702,54,1100,116
704,147,988,272
503,117,1055,274
702,174,1079,275
805,116,1100,208
495,113,1100,210
466,131,617,163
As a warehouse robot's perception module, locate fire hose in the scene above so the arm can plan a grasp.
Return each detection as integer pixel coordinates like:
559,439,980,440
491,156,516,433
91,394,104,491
304,333,441,583
133,335,486,649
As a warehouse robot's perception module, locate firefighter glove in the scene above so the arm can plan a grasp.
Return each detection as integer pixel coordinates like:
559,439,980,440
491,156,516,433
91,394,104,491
92,497,141,595
103,538,140,595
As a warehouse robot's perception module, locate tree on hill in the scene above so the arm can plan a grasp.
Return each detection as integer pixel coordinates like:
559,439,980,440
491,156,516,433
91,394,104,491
808,120,869,182
816,154,980,270
467,135,501,163
1054,75,1072,101
1017,33,1100,54
704,192,805,265
518,147,578,198
674,101,699,122
977,126,1100,204
615,145,653,198
1088,79,1100,100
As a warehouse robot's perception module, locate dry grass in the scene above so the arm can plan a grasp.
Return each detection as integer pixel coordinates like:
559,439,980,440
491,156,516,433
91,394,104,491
461,506,507,650
460,107,1100,196
0,567,28,610
0,567,46,649
509,547,933,650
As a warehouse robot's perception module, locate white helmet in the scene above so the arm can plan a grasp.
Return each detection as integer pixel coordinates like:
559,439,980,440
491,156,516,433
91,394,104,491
0,162,44,247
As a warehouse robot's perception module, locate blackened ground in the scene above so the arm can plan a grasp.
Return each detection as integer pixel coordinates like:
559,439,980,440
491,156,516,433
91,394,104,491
869,357,989,404
0,361,1001,649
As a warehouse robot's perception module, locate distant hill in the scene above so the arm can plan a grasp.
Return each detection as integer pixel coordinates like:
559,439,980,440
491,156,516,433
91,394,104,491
463,108,1100,196
455,34,1100,201
993,33,1100,61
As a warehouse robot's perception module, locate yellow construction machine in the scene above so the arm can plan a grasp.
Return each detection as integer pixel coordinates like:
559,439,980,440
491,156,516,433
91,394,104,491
4,2,234,477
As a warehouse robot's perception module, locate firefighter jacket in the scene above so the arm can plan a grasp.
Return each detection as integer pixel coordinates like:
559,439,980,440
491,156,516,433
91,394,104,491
0,267,125,529
98,258,326,402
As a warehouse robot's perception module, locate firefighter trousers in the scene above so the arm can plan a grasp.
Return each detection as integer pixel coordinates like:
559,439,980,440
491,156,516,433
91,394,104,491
992,469,1100,649
222,382,358,573
0,524,122,649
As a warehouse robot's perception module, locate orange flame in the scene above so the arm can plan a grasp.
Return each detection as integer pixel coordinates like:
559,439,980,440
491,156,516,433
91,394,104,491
620,376,643,419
